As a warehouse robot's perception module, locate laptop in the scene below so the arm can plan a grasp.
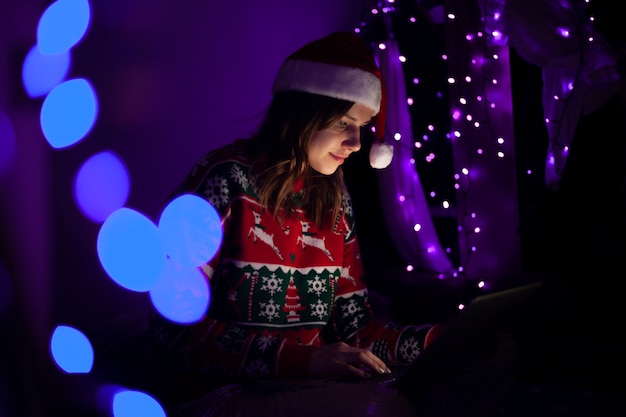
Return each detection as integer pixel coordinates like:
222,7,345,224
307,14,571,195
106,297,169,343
255,281,543,392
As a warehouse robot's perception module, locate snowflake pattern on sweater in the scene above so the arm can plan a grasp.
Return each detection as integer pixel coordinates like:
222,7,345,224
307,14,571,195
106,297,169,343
150,139,434,384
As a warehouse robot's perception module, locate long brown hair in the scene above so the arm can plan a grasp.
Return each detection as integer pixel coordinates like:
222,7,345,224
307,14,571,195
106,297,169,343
249,91,354,229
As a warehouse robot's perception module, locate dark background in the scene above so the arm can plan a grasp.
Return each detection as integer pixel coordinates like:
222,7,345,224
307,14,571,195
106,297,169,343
1,0,625,415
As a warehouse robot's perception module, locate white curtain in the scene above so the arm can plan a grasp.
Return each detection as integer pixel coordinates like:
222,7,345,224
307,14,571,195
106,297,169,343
481,0,622,190
375,38,454,273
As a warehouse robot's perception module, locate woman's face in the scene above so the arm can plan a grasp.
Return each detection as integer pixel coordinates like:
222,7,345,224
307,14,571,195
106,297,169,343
307,102,374,175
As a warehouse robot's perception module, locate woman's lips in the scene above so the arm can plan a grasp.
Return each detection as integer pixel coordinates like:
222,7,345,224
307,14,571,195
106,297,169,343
330,153,347,163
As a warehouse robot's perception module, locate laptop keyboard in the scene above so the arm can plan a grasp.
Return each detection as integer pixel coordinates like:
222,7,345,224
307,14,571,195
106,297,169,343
330,362,409,385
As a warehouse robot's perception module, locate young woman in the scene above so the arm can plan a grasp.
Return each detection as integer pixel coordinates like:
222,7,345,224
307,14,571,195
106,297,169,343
150,31,518,417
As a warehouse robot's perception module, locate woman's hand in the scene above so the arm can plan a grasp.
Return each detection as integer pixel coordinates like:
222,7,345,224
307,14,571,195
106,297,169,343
308,342,391,379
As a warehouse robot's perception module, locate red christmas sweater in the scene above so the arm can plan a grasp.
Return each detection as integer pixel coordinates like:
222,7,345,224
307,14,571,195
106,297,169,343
151,139,435,383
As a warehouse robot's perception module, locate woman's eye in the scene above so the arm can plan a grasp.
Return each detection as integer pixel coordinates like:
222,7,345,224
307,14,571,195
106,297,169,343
337,120,348,129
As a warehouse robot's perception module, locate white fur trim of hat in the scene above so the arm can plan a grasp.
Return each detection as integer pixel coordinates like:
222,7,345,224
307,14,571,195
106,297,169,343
271,32,393,169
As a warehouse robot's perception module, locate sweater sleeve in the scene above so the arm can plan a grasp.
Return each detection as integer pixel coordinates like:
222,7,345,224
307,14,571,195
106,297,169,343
150,306,314,381
326,193,438,364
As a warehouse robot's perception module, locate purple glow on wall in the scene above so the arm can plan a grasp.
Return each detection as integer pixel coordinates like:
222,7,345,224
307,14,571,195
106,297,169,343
0,111,16,176
0,260,13,316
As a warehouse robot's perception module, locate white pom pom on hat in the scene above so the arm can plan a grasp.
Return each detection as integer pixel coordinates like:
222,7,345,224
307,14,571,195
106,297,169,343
272,31,393,169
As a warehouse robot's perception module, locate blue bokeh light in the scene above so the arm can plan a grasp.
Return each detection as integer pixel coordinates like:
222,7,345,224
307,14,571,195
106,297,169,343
97,208,166,292
40,78,98,149
112,390,166,417
149,259,210,324
0,110,17,177
37,0,91,54
22,45,71,98
158,194,223,268
75,151,130,223
49,325,94,373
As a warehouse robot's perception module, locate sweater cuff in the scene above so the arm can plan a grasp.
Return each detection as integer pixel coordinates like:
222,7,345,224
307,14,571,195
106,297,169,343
276,343,314,378
424,323,446,348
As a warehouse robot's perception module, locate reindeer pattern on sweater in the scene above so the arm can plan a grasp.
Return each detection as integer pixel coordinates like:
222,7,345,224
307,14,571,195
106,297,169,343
150,139,434,382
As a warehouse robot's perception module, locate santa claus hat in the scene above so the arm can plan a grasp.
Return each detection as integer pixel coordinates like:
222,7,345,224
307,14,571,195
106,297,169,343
272,31,393,169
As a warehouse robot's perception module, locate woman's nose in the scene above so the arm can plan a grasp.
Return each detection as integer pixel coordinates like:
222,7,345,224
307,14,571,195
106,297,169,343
344,127,361,151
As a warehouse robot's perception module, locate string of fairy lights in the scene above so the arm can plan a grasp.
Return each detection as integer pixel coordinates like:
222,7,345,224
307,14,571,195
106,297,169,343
357,0,503,283
444,0,517,282
354,0,600,287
